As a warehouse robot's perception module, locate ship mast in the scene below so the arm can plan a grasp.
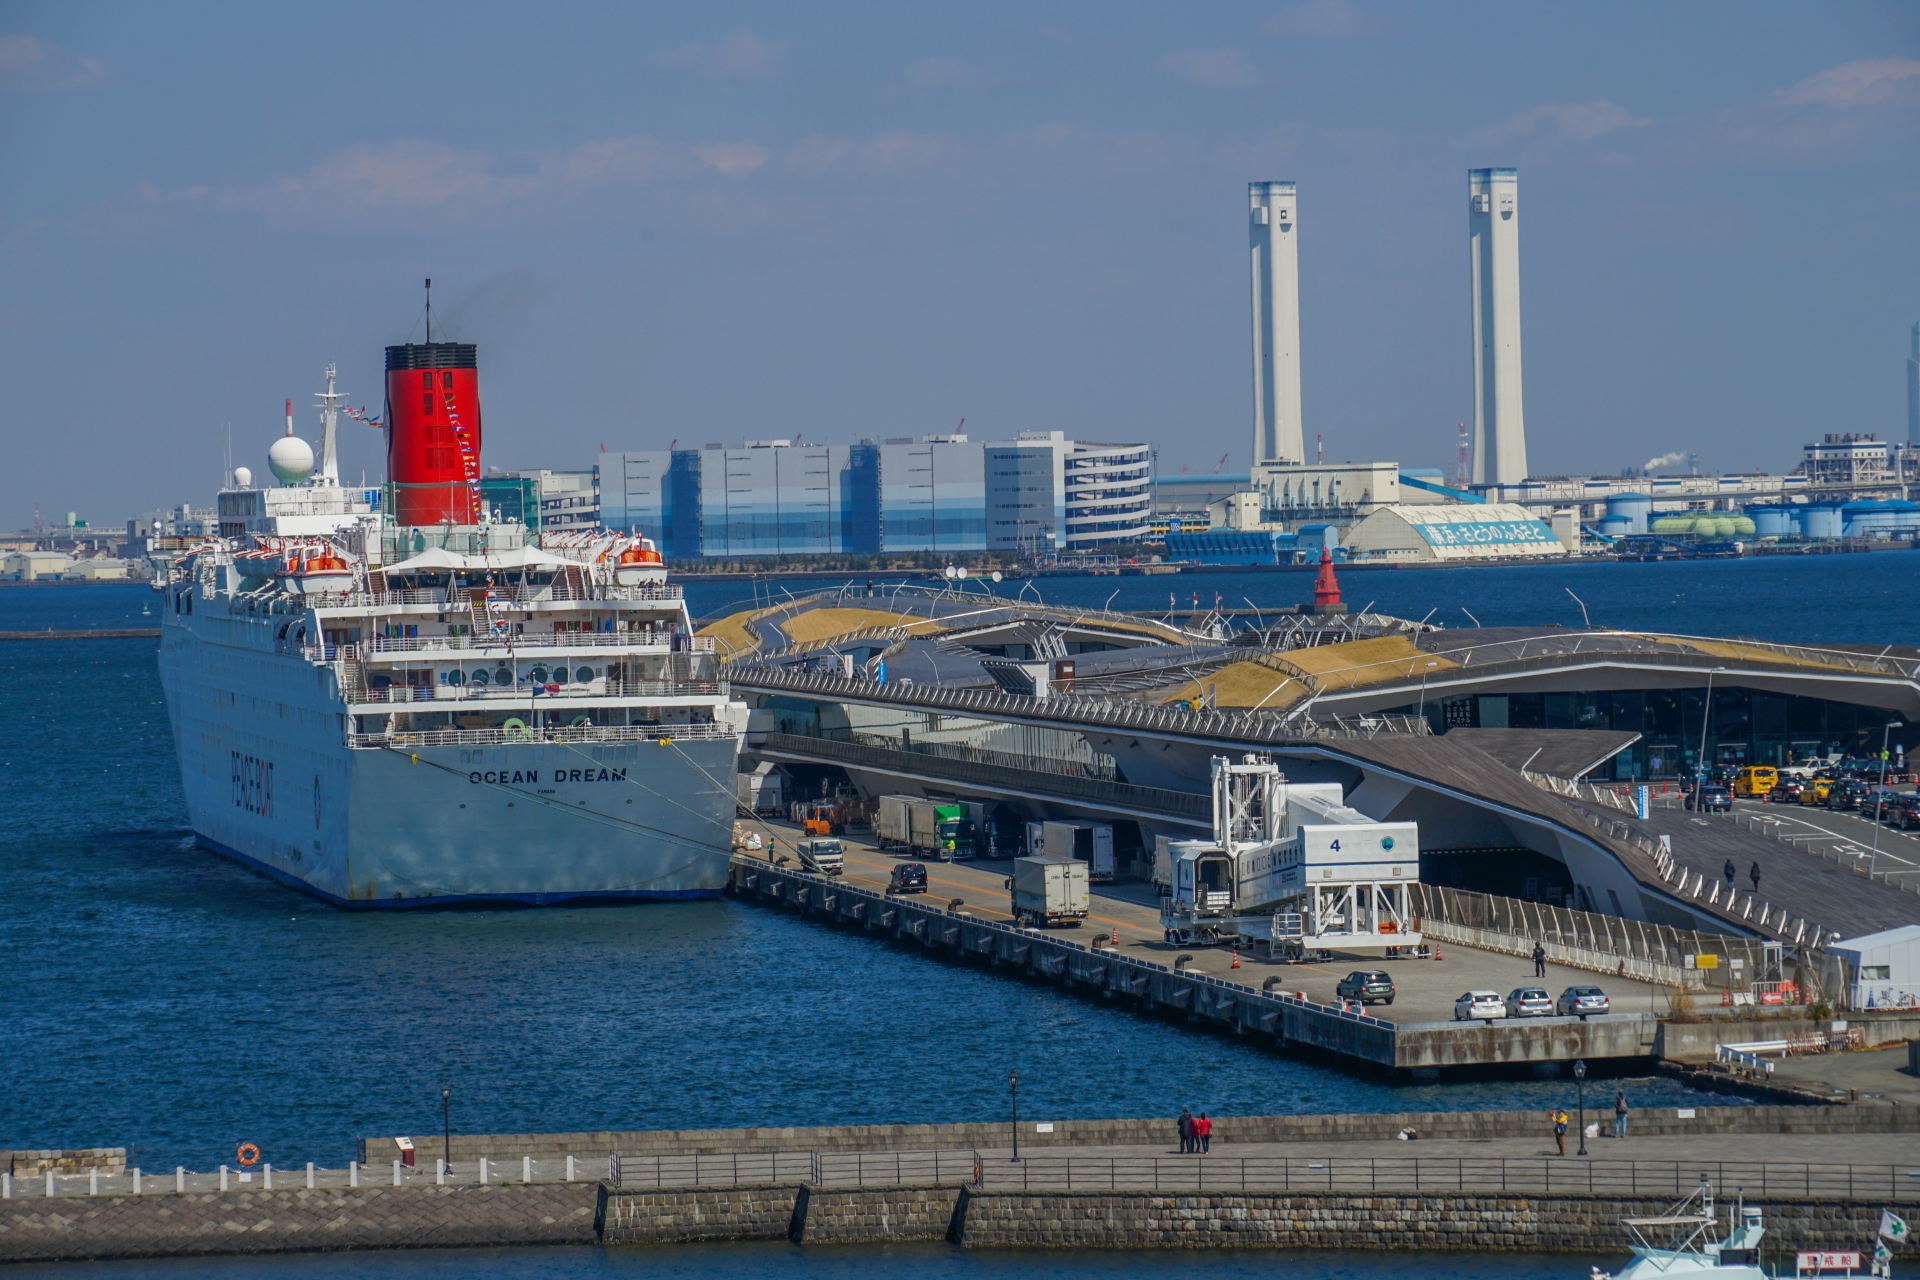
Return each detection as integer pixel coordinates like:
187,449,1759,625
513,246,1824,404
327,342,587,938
314,363,345,486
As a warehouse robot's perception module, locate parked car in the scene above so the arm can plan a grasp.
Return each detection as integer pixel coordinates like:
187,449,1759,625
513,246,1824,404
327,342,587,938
1336,971,1396,1006
1454,990,1507,1021
1801,776,1834,805
1505,987,1553,1018
1686,782,1733,812
1556,986,1611,1017
1771,778,1804,804
1827,778,1872,811
1861,787,1904,822
1891,795,1920,830
887,863,928,895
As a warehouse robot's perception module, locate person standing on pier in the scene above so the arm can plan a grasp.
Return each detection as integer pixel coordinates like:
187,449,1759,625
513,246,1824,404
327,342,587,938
1749,862,1761,894
1196,1113,1212,1154
1723,859,1736,889
1552,1109,1568,1156
1177,1108,1194,1154
1532,942,1546,977
1614,1089,1629,1139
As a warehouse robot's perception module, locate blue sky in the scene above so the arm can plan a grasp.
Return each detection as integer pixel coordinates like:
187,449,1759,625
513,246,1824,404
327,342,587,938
2,2,1917,525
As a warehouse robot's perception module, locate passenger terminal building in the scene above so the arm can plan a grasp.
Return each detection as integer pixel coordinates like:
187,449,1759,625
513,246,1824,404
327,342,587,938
601,433,1151,559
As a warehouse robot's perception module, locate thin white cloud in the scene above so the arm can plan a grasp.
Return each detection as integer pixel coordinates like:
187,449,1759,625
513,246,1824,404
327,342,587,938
910,57,968,87
664,29,779,77
696,141,770,175
1167,47,1252,86
1266,0,1379,38
0,33,108,91
1777,57,1920,108
1504,99,1652,141
786,130,962,177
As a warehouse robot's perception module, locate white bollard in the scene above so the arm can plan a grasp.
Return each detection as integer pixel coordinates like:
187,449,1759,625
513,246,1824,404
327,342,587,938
176,1167,184,1193
565,1156,574,1183
263,1164,272,1190
220,1166,229,1192
522,1156,531,1184
306,1162,314,1189
479,1157,488,1185
90,1169,98,1196
46,1171,55,1197
3,1172,11,1199
436,1159,445,1186
349,1161,358,1188
393,1159,402,1187
133,1168,141,1194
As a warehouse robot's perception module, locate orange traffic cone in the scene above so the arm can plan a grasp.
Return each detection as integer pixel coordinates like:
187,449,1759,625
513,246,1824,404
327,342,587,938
1231,949,1241,969
1721,986,1731,1007
1433,943,1442,961
1111,925,1119,947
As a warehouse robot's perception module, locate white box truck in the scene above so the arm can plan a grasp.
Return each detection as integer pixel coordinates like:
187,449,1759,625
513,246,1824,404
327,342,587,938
1044,821,1115,882
795,837,844,876
1008,856,1090,927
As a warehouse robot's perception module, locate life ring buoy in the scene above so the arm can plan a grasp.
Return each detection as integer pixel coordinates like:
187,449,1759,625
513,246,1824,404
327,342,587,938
236,1143,260,1167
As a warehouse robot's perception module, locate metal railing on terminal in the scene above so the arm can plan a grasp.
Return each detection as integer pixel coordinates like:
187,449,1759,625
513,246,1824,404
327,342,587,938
348,722,735,750
758,731,1210,821
1410,884,1774,989
1,1157,588,1199
731,664,1431,742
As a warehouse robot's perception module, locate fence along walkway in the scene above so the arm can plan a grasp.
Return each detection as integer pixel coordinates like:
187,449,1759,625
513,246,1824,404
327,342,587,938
2,1157,589,1199
977,1155,1920,1201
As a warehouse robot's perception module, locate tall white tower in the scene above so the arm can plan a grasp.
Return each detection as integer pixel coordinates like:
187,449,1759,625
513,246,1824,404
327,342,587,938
1249,181,1304,466
1468,167,1528,485
1906,321,1918,446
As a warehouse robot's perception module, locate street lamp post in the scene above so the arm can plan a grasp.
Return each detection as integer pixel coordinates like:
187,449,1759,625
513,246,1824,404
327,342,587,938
1872,720,1904,875
1574,1059,1588,1157
1418,661,1439,723
1009,1071,1020,1163
440,1084,452,1172
1695,668,1726,805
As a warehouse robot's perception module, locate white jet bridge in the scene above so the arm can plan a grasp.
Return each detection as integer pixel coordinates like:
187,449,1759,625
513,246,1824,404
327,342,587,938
1160,754,1422,957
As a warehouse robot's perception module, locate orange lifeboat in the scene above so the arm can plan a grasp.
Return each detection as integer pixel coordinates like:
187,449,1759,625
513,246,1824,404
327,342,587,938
285,547,355,595
612,537,665,586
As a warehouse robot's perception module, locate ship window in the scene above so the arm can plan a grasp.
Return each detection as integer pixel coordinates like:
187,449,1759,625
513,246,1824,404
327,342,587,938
494,668,512,686
530,665,549,683
576,667,594,683
443,371,453,389
551,666,568,684
422,372,433,390
470,668,489,686
423,393,434,416
444,669,463,686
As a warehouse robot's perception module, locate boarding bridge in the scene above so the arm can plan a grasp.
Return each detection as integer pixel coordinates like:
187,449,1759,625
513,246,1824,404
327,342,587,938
1161,754,1421,954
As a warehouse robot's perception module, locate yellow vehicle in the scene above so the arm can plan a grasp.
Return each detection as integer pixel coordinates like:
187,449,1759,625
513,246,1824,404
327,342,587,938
1801,776,1833,805
1732,766,1777,798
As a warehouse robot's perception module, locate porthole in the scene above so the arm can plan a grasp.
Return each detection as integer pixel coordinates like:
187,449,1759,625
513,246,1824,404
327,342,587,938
470,668,490,686
576,667,594,683
530,665,549,683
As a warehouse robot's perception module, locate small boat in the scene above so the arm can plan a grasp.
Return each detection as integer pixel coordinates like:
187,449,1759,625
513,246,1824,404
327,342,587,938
605,536,665,587
1592,1179,1766,1279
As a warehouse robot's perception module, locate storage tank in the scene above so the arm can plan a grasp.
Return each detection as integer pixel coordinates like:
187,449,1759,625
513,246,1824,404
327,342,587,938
1842,499,1920,539
1747,504,1796,538
1651,514,1696,535
1606,492,1653,535
1727,515,1756,537
385,342,481,526
1597,516,1630,539
1799,503,1843,539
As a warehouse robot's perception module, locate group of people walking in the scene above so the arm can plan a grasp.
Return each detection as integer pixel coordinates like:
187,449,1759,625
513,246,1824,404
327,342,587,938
1176,1108,1212,1154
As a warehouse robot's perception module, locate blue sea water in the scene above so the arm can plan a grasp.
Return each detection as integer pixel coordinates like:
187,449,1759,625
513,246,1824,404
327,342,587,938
4,1242,1604,1279
0,561,1882,1180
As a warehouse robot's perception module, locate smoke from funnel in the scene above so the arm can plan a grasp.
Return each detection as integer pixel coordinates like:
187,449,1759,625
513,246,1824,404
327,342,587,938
431,268,543,342
1643,451,1688,472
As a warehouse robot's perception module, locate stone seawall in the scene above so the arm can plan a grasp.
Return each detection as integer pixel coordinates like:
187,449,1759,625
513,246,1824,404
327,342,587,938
362,1103,1917,1165
596,1185,960,1245
0,1184,598,1263
956,1192,1885,1251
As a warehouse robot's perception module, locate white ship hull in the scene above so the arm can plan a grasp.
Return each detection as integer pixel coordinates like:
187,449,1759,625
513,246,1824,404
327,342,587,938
158,596,740,909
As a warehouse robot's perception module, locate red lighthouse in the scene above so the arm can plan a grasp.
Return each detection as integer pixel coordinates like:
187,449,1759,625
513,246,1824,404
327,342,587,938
384,342,481,526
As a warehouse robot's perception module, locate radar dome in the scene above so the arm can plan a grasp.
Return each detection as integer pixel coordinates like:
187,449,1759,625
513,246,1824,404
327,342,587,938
233,466,253,488
269,434,314,484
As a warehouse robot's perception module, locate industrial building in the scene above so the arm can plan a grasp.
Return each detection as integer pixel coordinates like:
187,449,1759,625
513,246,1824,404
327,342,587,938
1342,502,1567,563
601,432,1151,558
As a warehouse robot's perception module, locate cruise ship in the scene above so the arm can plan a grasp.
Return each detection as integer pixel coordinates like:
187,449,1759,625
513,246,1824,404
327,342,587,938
156,343,744,907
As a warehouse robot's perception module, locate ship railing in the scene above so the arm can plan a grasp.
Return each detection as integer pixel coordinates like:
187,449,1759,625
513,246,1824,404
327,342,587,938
347,722,735,749
22,1153,1913,1201
312,584,684,609
350,679,729,705
359,631,678,655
